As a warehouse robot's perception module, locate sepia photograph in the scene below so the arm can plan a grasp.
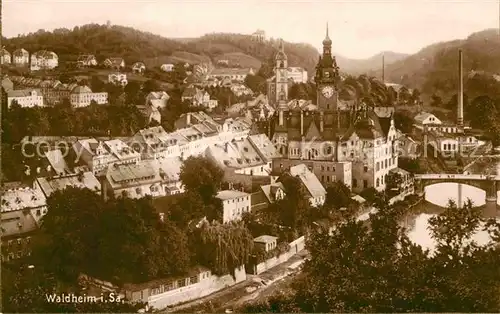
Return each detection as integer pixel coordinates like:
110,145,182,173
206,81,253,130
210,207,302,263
1,0,500,312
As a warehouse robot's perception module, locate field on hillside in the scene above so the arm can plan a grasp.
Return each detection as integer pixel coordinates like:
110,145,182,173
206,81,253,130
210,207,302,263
143,51,211,68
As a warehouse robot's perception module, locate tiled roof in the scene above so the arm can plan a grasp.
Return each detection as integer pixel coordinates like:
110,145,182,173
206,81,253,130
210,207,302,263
248,134,282,162
1,210,39,238
289,164,326,198
7,89,41,98
36,172,101,197
71,85,93,94
13,48,29,56
1,187,47,212
216,190,250,201
254,235,277,244
414,112,434,124
33,50,58,59
206,138,266,170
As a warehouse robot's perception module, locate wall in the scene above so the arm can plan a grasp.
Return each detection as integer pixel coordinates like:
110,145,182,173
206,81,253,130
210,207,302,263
147,266,246,311
223,169,272,191
250,236,305,275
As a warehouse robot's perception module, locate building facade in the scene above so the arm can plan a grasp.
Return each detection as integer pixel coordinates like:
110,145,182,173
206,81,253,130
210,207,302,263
13,48,29,66
30,50,59,71
69,85,108,107
1,48,11,64
266,40,290,106
216,190,252,223
7,89,44,108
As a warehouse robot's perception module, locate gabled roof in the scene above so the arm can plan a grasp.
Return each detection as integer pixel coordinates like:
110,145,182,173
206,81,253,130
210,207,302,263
414,112,435,124
289,164,326,198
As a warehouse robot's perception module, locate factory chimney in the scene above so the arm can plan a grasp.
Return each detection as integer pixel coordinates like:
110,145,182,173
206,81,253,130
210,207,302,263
382,53,385,83
457,49,464,127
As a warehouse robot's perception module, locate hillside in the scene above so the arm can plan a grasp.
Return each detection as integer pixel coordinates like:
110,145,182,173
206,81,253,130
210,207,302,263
371,29,500,98
336,51,409,76
2,25,320,74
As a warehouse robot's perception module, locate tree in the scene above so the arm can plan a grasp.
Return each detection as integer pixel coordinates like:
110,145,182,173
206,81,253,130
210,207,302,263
393,111,414,134
385,171,404,197
179,156,224,203
430,94,443,107
240,200,500,313
324,181,352,210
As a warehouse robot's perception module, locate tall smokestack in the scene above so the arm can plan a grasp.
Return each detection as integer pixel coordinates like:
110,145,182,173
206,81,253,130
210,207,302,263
382,53,385,83
300,110,304,136
457,49,464,127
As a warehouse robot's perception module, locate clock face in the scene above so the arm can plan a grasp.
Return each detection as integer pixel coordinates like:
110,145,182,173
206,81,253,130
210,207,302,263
322,86,334,99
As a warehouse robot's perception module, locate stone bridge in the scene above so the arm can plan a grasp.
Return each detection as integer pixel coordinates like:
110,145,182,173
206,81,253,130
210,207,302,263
414,174,500,216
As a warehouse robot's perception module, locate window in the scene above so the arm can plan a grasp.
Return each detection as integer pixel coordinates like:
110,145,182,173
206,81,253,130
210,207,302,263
326,166,330,171
376,178,380,187
321,166,324,171
189,275,199,284
376,162,379,171
353,179,357,188
327,176,330,182
321,175,325,182
385,160,388,168
363,180,368,188
177,279,186,288
364,166,368,173
331,175,336,182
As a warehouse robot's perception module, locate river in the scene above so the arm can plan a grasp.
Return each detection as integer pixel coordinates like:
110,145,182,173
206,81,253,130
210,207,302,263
407,156,500,252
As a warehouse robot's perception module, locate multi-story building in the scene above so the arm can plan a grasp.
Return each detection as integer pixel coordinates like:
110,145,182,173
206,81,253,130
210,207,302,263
69,85,108,107
77,54,98,67
108,73,128,86
102,158,184,200
7,89,44,108
103,57,125,69
30,50,59,71
132,62,146,74
12,48,29,66
1,186,47,261
270,26,399,193
35,172,101,198
207,68,254,82
73,138,141,176
1,48,11,64
215,190,251,223
288,164,326,207
287,67,308,83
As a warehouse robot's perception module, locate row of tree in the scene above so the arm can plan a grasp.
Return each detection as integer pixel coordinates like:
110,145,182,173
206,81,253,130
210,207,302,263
240,198,500,312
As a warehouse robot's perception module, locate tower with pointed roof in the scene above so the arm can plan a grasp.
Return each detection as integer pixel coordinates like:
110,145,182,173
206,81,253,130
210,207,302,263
275,39,289,106
315,23,340,112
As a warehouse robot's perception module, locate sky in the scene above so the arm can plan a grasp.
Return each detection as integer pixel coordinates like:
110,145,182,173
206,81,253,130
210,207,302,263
2,0,499,59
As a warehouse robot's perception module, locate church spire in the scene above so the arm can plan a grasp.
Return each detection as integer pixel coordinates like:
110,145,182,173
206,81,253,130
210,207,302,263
323,22,332,47
275,38,287,61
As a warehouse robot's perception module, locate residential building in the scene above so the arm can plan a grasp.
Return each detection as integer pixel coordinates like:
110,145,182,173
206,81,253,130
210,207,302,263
215,190,251,223
161,63,174,72
132,62,146,74
12,48,29,66
70,85,108,107
230,84,253,97
251,30,266,42
272,159,352,189
216,59,229,66
30,50,59,71
8,76,75,105
1,186,48,223
414,112,442,129
425,122,463,134
7,89,44,108
1,210,39,261
35,172,101,198
103,57,125,69
207,68,254,82
146,91,170,109
251,181,285,211
288,164,327,207
102,158,183,200
73,138,141,176
387,167,414,200
287,67,308,83
1,48,11,64
397,132,419,159
77,54,98,67
108,73,128,86
205,136,278,177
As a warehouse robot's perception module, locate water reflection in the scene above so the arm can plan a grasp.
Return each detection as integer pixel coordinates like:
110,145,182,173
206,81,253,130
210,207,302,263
407,213,494,255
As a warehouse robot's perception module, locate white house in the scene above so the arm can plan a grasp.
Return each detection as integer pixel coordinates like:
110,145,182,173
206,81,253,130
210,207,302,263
30,50,58,71
103,58,125,69
161,64,174,72
132,62,146,74
215,190,251,223
77,55,98,67
12,48,29,66
108,73,128,86
414,112,442,128
1,48,11,64
70,85,108,107
1,186,47,224
7,89,44,108
287,67,308,83
73,138,141,176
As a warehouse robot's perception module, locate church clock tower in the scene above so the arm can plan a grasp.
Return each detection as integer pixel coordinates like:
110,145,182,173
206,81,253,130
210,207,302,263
315,23,340,111
275,39,289,105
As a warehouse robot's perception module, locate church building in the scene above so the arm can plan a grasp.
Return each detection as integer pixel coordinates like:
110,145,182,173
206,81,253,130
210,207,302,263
271,24,400,194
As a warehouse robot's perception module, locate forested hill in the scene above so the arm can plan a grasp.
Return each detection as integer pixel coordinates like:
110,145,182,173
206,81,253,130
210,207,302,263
2,24,320,74
369,29,500,99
